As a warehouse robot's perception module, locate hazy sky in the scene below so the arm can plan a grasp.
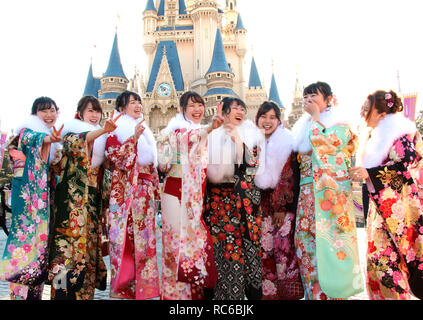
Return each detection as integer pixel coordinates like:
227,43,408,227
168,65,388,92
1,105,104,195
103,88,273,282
0,0,422,133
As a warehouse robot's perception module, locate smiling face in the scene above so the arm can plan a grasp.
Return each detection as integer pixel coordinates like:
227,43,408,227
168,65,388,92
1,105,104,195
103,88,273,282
226,101,246,126
121,95,143,120
36,106,58,128
184,97,205,124
257,108,280,138
80,102,102,126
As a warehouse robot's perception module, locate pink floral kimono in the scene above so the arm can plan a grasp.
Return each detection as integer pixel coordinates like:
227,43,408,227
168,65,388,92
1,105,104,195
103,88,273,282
157,114,217,300
105,114,160,300
360,113,423,300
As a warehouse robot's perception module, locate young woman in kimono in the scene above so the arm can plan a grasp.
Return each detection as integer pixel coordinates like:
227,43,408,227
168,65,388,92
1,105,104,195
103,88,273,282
204,97,265,300
157,91,223,300
105,90,160,300
350,90,423,300
253,101,304,300
0,97,62,300
47,95,120,300
291,82,363,300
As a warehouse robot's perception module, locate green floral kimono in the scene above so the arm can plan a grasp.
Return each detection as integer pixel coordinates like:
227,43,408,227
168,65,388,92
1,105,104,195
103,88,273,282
309,120,363,299
48,132,107,300
0,128,52,300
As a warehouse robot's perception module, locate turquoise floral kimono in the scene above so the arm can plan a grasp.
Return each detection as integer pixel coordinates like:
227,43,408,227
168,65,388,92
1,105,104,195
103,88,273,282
309,120,363,299
0,128,52,299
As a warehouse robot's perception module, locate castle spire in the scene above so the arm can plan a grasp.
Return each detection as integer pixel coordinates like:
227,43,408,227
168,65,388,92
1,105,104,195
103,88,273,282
248,57,262,89
103,32,127,79
235,13,245,30
83,62,100,97
207,28,233,75
269,73,284,108
144,0,157,12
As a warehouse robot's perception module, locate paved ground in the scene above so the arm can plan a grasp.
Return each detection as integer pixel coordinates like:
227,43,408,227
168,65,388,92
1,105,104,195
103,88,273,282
0,223,376,301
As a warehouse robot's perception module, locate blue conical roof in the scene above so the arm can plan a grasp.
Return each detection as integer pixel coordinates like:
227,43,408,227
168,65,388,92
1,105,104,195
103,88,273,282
103,33,127,79
248,57,262,89
179,0,187,14
144,0,157,12
158,0,165,15
269,73,284,108
207,29,232,74
235,13,245,30
83,63,101,98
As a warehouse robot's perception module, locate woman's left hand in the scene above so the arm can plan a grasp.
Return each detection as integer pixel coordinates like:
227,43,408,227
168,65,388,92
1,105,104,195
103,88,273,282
349,167,369,181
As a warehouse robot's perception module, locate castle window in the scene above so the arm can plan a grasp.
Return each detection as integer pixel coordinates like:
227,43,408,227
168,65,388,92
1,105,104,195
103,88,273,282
217,73,221,77
108,100,112,104
217,96,222,101
109,78,114,82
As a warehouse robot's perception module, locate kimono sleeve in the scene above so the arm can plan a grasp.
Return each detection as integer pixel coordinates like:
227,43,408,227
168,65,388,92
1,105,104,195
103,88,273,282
105,134,137,171
366,135,417,195
271,154,300,214
62,132,88,158
157,132,174,173
19,128,47,161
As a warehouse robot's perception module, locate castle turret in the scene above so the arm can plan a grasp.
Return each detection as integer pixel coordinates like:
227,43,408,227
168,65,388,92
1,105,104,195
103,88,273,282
143,0,158,81
83,62,101,98
287,72,304,128
245,57,267,120
191,0,219,94
234,13,247,99
204,28,236,120
268,73,285,121
98,32,128,120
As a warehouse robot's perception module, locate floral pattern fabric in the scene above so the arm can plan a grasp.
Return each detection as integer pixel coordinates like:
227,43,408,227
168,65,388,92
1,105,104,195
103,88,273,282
204,144,263,300
47,132,107,300
0,129,51,299
260,154,304,300
309,121,363,299
106,134,160,300
158,128,217,300
366,134,423,300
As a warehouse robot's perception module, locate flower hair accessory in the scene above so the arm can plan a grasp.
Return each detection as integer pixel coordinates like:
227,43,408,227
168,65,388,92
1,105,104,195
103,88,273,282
385,93,394,108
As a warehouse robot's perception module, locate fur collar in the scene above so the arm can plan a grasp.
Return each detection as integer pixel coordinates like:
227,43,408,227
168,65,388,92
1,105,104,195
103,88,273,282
61,118,106,168
161,113,203,136
254,125,293,190
207,119,265,183
292,106,353,153
14,115,61,164
111,114,158,167
360,113,416,168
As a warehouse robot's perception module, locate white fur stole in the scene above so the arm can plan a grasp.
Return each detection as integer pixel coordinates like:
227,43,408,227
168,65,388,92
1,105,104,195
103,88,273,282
207,119,265,183
254,125,293,190
292,106,353,153
111,114,158,167
360,113,416,168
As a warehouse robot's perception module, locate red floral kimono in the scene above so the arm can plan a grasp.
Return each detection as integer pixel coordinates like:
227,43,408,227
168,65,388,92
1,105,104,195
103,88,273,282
204,120,265,300
105,114,160,300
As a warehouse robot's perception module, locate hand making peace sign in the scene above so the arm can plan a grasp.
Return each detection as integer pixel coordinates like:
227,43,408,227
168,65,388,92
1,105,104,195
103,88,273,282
49,124,64,143
104,110,122,133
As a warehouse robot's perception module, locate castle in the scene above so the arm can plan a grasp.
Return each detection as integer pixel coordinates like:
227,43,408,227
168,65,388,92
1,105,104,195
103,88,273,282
83,0,304,133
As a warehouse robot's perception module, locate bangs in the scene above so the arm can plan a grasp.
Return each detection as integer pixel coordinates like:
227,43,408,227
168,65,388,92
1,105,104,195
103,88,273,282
36,102,57,112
